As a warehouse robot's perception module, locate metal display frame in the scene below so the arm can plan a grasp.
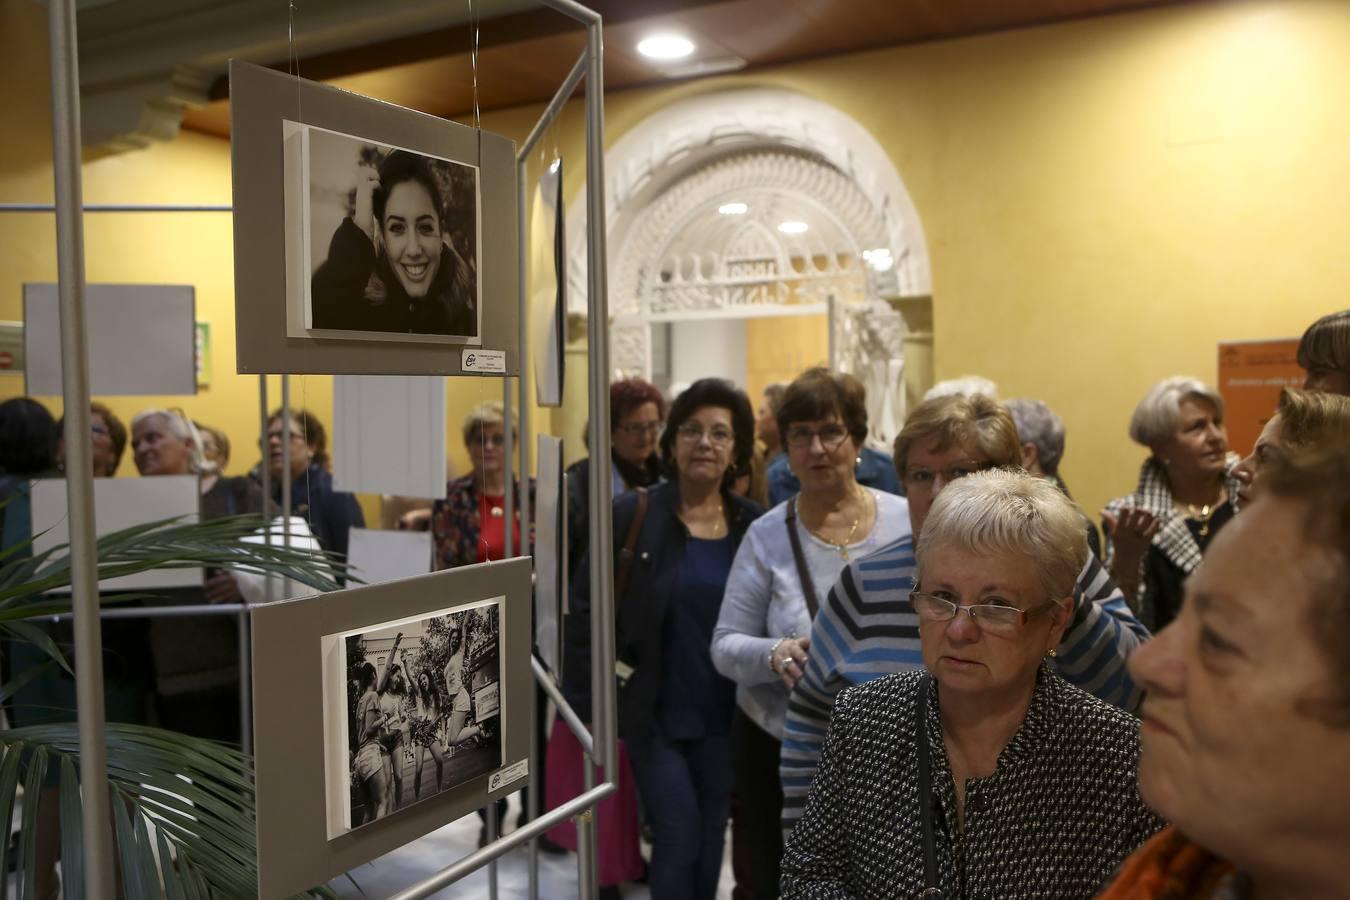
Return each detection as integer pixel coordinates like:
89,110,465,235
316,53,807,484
23,0,614,897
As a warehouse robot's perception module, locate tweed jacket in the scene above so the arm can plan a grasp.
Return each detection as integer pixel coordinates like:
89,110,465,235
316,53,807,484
781,667,1163,900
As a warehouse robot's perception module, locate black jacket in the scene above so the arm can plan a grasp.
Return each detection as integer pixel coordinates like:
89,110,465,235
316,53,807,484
562,479,762,738
311,217,476,337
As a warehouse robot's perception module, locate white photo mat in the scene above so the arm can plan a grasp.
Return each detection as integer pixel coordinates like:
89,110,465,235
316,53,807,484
30,476,202,590
332,375,447,499
23,283,197,397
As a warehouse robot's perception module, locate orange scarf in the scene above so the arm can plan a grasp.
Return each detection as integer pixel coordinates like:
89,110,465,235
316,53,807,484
1097,827,1235,899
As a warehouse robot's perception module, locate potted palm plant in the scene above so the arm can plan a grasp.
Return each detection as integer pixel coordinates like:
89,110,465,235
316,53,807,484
0,514,354,899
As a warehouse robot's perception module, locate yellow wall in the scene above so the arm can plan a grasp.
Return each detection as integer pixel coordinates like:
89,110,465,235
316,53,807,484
5,0,1349,525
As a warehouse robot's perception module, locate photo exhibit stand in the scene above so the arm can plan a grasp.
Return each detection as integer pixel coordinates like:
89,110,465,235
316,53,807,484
28,0,613,897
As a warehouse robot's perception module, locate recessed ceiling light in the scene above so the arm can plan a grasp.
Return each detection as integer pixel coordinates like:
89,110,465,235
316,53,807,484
718,202,748,215
637,34,695,60
778,220,808,235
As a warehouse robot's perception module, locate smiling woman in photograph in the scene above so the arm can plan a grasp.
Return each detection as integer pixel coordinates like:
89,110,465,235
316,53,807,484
311,148,475,337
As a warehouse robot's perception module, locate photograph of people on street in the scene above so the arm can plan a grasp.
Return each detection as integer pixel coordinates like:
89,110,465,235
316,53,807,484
344,599,501,828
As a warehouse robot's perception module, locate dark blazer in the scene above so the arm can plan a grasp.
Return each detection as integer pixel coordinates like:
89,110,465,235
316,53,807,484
562,479,762,738
781,667,1162,899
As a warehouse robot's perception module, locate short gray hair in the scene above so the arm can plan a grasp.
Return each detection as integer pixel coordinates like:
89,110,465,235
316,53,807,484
924,375,999,402
461,401,517,444
129,408,212,474
916,469,1087,600
1128,376,1225,447
1005,399,1066,477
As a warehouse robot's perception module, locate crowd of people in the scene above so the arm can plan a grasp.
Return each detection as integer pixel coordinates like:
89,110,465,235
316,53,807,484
553,308,1350,900
1,307,1348,899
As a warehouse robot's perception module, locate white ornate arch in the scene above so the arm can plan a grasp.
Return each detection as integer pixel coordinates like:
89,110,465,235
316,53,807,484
563,87,931,445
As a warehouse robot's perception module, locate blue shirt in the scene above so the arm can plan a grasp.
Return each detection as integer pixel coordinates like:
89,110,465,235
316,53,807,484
656,534,737,739
766,446,903,507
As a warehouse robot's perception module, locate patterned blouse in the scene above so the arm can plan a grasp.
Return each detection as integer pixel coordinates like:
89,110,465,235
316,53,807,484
781,665,1163,900
431,474,536,570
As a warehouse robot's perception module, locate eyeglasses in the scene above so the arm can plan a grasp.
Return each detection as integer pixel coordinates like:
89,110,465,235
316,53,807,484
91,423,110,437
470,434,507,448
909,590,1063,637
902,460,992,492
676,423,735,446
615,421,663,437
785,423,851,452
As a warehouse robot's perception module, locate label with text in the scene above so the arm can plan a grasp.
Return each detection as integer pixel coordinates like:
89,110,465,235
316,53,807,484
488,759,530,793
462,349,507,374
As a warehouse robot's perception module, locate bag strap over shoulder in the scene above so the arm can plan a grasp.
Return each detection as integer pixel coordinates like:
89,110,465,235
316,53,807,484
785,496,821,619
613,487,649,601
916,673,945,898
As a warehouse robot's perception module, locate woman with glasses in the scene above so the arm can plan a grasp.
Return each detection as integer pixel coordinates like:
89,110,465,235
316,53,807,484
781,393,1148,835
431,401,535,569
255,407,364,564
709,368,911,899
564,378,763,900
565,377,667,574
781,470,1163,898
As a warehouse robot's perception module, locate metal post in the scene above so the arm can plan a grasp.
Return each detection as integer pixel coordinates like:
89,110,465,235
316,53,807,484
238,610,252,751
46,0,115,893
517,154,540,900
280,375,293,597
576,760,598,900
260,377,276,603
486,800,500,900
503,377,515,559
583,18,618,783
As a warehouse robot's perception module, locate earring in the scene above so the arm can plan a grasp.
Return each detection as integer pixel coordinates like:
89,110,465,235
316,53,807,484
1046,647,1057,658
855,456,863,467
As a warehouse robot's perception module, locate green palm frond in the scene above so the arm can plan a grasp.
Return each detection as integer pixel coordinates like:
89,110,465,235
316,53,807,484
0,512,355,897
0,724,335,900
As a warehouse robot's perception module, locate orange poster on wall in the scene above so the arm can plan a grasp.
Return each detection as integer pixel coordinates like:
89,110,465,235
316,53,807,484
1217,339,1303,457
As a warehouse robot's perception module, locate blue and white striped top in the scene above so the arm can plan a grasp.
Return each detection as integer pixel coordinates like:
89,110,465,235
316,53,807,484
779,534,1149,833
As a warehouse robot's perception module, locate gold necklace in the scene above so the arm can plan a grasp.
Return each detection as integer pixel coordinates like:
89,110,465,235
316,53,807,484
1184,502,1216,538
804,487,866,560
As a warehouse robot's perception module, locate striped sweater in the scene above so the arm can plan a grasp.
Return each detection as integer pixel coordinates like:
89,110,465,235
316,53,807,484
780,534,1149,833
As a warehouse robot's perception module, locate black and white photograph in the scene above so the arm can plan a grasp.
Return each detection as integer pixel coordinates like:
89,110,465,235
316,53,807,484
302,124,481,342
342,599,501,830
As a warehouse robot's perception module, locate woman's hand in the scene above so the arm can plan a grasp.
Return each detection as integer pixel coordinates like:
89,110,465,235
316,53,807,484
352,164,380,242
205,571,244,604
771,635,811,690
1102,507,1161,567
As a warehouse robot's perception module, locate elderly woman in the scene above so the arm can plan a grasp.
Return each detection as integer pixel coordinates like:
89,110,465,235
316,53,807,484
431,402,535,569
1103,377,1242,630
710,368,911,898
1297,308,1350,394
131,408,272,741
565,378,764,900
56,400,126,477
257,407,364,563
781,470,1163,899
1006,397,1102,560
1232,387,1350,510
565,377,666,574
781,394,1147,834
1101,445,1350,899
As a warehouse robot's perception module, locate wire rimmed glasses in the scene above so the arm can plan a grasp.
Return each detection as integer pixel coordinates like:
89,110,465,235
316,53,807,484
909,590,1064,637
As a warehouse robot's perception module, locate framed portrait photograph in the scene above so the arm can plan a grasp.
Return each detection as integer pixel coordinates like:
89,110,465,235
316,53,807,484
288,123,482,345
326,599,502,835
230,61,519,376
251,558,531,898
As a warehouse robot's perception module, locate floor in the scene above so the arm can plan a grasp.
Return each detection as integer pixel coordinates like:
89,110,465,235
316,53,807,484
328,794,738,899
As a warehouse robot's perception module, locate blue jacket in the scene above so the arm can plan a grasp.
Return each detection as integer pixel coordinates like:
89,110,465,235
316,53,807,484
563,479,763,738
766,446,902,507
255,463,365,564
